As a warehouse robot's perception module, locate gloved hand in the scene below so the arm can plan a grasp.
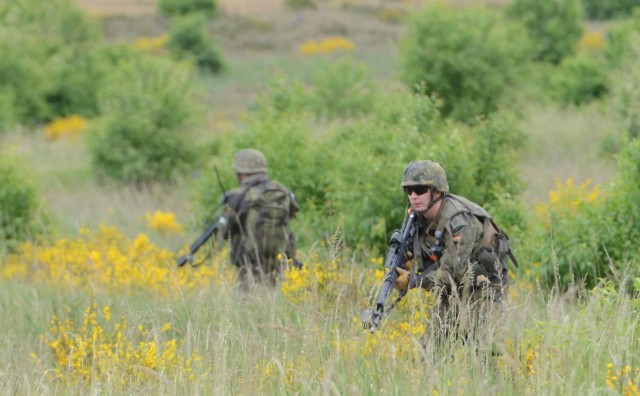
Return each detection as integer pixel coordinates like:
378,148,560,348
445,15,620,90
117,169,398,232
393,255,414,291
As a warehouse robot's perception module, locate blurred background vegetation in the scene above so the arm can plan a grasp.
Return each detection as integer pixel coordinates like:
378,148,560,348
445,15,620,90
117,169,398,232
2,0,640,291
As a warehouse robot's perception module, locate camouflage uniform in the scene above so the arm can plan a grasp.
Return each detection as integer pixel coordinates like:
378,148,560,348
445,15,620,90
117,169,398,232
400,160,515,342
218,149,299,286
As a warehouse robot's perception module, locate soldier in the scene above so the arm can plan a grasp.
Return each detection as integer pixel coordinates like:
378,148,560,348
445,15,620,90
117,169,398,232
212,149,299,287
392,160,518,342
218,148,300,287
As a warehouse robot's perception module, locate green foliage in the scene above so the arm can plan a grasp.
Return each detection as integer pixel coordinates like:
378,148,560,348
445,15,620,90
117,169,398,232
157,0,217,18
195,70,525,249
308,58,375,119
166,14,223,74
507,0,584,64
605,138,640,260
603,10,640,67
0,0,104,126
551,52,609,106
582,0,640,20
527,139,640,290
467,113,524,201
0,155,46,250
45,46,107,119
400,5,533,122
0,38,51,125
88,53,198,187
609,33,640,138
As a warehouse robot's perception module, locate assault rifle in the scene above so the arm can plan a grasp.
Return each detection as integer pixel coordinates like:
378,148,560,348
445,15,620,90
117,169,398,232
362,210,417,333
177,167,227,268
176,216,226,267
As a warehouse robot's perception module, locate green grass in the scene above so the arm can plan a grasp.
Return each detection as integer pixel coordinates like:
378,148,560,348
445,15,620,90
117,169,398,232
0,274,637,394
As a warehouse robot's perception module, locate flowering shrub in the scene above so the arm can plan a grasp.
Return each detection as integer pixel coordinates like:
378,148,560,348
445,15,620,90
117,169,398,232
0,225,234,294
44,115,87,140
280,257,349,305
527,139,640,290
605,362,640,395
39,302,201,383
298,37,355,55
528,177,607,288
579,31,605,52
145,210,184,235
133,34,168,52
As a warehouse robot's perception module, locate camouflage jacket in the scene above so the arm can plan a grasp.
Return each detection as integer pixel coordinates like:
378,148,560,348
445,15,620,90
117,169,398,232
219,173,299,266
409,194,509,293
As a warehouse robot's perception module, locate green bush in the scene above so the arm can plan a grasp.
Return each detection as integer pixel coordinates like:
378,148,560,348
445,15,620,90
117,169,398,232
0,39,52,124
551,52,609,105
158,0,217,18
308,58,375,119
88,53,198,186
195,72,525,250
0,155,47,250
526,139,640,290
507,0,584,64
608,34,640,138
0,0,104,125
582,0,640,20
166,14,223,74
45,47,107,119
400,5,533,122
603,10,640,68
464,112,525,206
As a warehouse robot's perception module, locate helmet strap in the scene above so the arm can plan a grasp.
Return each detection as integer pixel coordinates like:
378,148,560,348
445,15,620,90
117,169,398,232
424,190,443,214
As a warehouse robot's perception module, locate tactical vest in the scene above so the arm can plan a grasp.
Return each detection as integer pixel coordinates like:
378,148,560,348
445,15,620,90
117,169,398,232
433,194,519,272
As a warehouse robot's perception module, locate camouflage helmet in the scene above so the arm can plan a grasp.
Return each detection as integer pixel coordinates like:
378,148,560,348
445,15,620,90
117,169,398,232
232,149,268,174
401,160,449,193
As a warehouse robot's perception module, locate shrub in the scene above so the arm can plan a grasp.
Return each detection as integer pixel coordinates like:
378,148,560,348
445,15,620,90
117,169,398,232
45,46,107,119
400,5,532,122
551,52,609,105
88,53,198,187
527,140,640,290
195,72,525,250
507,0,584,64
166,14,223,74
603,10,640,68
0,39,51,124
157,0,217,18
582,0,640,20
0,0,104,126
610,34,640,138
464,112,525,206
308,58,375,119
0,155,47,250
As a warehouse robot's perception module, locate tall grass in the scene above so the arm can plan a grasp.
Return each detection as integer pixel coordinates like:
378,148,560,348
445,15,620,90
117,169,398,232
0,262,638,394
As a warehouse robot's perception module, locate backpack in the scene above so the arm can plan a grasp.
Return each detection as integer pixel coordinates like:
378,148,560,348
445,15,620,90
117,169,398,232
241,181,293,259
442,194,519,271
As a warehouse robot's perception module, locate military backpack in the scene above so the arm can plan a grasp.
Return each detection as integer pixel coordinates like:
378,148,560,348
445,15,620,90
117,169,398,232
240,180,294,259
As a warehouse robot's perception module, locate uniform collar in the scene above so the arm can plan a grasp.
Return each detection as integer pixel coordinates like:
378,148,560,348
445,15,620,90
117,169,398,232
240,173,269,187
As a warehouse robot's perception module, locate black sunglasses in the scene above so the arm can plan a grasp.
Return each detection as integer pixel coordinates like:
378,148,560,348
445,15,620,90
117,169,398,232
404,185,432,195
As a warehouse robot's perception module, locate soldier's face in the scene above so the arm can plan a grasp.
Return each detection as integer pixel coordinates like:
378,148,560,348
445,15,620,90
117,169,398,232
405,185,432,212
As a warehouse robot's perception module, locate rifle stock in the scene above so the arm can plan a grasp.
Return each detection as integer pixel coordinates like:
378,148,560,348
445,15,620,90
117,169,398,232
363,210,417,333
177,218,220,267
